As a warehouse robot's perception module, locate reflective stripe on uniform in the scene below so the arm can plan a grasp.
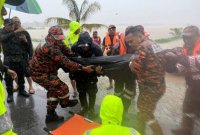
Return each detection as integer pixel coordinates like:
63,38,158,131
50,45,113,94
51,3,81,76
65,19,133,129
114,92,122,97
47,98,58,102
58,93,70,99
146,119,157,126
124,89,134,96
123,94,132,100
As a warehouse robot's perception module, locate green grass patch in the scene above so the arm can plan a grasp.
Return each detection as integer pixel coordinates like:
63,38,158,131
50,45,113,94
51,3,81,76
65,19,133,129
155,36,181,44
32,39,41,42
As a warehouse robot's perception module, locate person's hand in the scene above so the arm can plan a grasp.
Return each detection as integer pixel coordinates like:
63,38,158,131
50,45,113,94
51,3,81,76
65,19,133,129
2,6,7,16
95,66,103,74
19,34,27,42
130,54,140,61
7,69,17,79
82,65,94,73
104,47,111,54
14,27,25,33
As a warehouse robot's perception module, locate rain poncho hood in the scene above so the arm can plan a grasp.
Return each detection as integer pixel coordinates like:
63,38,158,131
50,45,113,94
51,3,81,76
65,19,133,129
0,0,5,27
76,32,93,46
64,21,82,48
100,95,124,125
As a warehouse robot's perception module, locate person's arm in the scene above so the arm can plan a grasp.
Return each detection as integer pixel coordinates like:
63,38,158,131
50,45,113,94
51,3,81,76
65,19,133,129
94,45,103,56
50,46,93,73
177,55,200,70
50,46,80,72
99,37,101,45
25,31,33,59
101,38,106,52
0,59,8,73
0,59,17,79
0,31,15,42
129,46,147,73
59,42,76,57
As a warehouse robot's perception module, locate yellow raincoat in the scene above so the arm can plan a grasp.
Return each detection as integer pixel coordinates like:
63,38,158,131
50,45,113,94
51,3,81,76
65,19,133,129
84,95,140,135
0,0,5,26
64,21,81,48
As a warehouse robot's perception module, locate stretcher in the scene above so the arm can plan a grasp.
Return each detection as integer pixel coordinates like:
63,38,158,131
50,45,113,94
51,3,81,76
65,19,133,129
44,114,100,135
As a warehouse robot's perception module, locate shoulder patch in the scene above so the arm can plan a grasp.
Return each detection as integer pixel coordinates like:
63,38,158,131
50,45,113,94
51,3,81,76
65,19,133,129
151,43,163,54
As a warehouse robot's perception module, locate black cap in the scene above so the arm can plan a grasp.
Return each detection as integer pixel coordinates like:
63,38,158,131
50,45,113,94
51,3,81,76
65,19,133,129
4,19,14,26
108,25,116,29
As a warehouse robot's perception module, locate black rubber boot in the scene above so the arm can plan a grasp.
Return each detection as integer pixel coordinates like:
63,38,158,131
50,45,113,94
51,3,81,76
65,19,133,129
7,94,13,103
60,99,78,108
19,90,30,98
88,108,98,120
45,110,64,123
18,84,29,98
66,99,78,107
77,107,88,117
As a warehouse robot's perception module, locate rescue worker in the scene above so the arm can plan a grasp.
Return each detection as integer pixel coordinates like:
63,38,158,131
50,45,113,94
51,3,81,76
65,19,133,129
168,26,200,135
125,26,165,135
92,31,101,46
0,19,30,103
84,95,141,135
103,25,136,115
71,32,103,119
64,21,82,98
64,21,81,48
12,16,35,94
102,25,127,91
29,26,94,123
102,25,117,90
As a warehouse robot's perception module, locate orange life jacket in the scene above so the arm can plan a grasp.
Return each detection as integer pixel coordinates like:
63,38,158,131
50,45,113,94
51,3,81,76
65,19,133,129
182,38,200,56
105,32,127,55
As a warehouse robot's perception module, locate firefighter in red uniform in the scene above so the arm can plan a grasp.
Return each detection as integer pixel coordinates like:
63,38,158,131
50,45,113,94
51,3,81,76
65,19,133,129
167,26,200,135
29,26,93,123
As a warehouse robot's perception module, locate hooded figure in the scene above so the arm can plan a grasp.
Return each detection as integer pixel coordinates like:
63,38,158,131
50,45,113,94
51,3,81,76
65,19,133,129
84,95,140,135
72,32,103,58
64,21,82,48
71,32,103,119
64,21,82,98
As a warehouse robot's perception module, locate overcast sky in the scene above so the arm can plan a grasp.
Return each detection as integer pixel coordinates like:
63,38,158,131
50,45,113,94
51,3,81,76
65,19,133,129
4,0,200,25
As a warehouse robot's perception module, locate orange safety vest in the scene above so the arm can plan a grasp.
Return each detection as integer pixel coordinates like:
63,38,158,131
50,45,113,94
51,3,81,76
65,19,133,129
182,38,200,56
105,32,127,55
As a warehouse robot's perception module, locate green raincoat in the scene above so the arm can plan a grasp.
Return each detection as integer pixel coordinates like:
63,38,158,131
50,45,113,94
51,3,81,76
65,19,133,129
64,21,81,48
84,95,141,135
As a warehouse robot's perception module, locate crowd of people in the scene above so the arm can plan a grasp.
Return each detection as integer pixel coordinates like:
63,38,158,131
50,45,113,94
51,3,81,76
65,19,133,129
1,4,200,135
